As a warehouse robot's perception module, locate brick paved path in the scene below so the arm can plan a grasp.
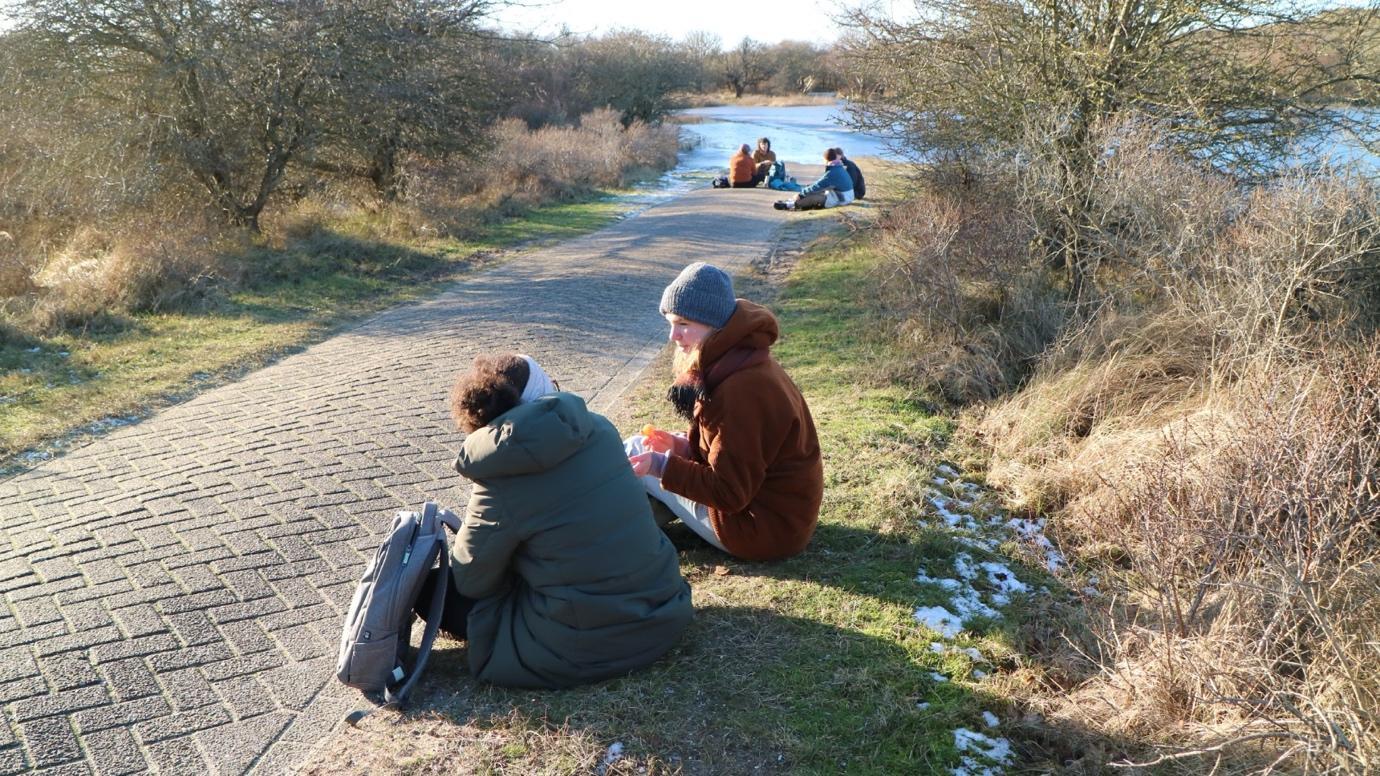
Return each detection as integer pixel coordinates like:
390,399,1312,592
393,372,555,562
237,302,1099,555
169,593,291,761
0,181,806,775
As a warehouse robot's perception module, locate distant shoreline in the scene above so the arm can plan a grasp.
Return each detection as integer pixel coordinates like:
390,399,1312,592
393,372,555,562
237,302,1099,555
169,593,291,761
668,92,841,110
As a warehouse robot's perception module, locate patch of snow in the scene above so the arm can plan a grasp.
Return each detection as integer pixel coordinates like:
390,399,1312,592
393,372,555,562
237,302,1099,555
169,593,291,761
951,728,1014,775
916,701,931,710
953,553,979,581
972,669,988,680
960,647,985,662
1006,516,1066,572
916,570,964,591
948,584,999,622
979,562,1030,606
26,347,40,353
937,463,959,478
83,415,140,433
930,671,949,683
930,642,946,654
930,494,975,530
953,534,999,551
596,741,625,775
914,606,963,638
982,711,999,728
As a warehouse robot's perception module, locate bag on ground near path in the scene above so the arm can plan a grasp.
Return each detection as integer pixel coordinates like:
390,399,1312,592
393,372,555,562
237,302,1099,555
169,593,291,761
336,502,460,720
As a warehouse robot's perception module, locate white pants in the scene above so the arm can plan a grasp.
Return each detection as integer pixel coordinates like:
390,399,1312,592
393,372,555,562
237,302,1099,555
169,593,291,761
825,188,855,208
624,435,727,551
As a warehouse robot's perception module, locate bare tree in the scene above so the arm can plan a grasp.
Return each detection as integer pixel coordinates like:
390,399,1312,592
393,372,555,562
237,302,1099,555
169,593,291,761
680,30,722,91
573,29,699,124
722,37,766,97
311,0,500,200
14,0,342,231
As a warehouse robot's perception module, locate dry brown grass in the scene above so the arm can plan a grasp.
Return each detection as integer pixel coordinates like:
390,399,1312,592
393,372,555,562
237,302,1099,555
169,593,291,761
878,122,1380,771
869,171,1062,403
325,109,680,240
2,216,228,334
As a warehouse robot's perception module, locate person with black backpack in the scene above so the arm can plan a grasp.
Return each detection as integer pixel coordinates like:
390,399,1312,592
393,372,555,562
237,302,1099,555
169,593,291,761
427,353,693,689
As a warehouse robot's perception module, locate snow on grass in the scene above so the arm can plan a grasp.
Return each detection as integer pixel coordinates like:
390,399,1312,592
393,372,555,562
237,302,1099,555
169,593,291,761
1005,516,1066,572
913,464,1069,640
914,606,964,638
979,561,1029,605
595,741,624,776
951,728,1014,776
981,711,1000,728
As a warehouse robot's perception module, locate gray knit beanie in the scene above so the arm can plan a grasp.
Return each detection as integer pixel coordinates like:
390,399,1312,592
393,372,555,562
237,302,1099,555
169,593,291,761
659,262,736,328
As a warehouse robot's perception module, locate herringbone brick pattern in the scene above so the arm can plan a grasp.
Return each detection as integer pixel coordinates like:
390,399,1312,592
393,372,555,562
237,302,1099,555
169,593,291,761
0,183,800,774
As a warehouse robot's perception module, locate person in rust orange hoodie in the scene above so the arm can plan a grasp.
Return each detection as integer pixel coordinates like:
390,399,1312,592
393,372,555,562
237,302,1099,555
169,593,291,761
728,144,759,188
627,262,823,561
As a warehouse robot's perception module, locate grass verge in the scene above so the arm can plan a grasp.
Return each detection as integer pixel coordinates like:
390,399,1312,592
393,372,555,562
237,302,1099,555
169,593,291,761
305,194,1064,774
0,194,632,474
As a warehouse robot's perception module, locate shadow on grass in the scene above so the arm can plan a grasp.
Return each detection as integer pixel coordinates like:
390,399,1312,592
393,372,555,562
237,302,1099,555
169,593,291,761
651,521,1122,773
406,605,978,775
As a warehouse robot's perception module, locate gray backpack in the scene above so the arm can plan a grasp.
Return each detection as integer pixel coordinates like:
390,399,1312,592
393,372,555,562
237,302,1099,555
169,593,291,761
336,502,460,721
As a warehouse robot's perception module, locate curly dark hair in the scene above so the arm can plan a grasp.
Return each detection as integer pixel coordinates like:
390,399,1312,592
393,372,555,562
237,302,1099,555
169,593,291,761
449,353,530,433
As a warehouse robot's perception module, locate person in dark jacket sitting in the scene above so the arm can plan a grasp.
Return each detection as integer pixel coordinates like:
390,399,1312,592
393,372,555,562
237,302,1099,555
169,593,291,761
833,147,865,200
415,353,693,689
774,149,854,211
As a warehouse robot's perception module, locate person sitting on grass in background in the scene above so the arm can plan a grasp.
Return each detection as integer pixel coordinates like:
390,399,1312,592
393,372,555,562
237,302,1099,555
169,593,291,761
833,147,865,200
773,148,854,211
729,143,759,188
752,137,777,182
626,263,824,561
417,353,692,688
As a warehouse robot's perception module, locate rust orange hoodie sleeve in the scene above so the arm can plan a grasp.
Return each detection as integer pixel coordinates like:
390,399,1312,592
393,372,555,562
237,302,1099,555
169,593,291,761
661,379,773,515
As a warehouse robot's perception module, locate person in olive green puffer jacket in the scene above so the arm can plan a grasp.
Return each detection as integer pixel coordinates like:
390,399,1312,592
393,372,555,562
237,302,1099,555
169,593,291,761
422,353,692,689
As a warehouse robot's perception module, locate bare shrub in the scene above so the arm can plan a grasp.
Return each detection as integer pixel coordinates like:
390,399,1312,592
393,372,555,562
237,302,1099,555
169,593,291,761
872,172,1062,403
943,124,1380,770
981,126,1380,512
1028,347,1380,773
20,219,225,333
400,110,680,235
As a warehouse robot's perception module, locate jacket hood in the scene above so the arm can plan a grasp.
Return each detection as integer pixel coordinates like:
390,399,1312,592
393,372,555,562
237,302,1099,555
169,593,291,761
700,299,779,366
455,392,594,480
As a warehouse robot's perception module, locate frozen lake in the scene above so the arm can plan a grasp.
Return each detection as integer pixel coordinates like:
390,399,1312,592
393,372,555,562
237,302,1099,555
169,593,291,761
674,103,901,171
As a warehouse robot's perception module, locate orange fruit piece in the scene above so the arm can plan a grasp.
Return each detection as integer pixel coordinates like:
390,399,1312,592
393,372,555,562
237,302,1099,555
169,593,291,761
641,424,657,437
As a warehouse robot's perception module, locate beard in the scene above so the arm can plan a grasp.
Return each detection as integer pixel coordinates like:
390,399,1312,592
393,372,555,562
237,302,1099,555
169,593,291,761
666,346,705,422
671,345,700,378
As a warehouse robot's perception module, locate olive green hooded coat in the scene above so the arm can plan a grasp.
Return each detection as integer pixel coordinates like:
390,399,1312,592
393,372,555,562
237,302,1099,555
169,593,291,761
450,392,692,688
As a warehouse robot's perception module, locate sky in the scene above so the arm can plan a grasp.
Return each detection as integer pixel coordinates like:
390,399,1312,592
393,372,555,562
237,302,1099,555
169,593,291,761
489,0,905,48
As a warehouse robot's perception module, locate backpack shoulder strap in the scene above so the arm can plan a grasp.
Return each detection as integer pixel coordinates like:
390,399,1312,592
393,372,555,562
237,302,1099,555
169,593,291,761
383,534,449,708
